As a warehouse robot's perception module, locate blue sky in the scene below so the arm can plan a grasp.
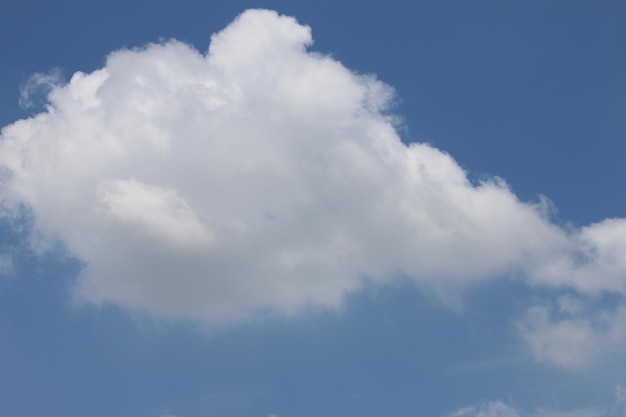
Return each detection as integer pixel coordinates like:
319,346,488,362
0,2,625,417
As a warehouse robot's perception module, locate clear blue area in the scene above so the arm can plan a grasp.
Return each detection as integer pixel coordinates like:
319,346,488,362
1,1,625,416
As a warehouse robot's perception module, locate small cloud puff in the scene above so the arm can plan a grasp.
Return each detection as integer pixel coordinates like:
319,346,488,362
18,69,64,110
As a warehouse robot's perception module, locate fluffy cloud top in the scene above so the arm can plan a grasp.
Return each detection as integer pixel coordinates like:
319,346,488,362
0,9,625,346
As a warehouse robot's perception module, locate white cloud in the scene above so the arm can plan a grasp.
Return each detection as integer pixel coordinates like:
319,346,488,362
518,303,626,370
98,178,212,246
0,9,625,335
448,401,520,417
527,218,626,295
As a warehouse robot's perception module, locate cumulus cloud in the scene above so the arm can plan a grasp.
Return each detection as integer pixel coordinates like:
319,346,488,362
0,9,625,335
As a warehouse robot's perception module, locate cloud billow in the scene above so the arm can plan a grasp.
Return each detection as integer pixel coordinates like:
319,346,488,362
1,9,625,362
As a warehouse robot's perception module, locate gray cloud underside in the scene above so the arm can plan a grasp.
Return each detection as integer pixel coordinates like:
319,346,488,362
1,9,625,367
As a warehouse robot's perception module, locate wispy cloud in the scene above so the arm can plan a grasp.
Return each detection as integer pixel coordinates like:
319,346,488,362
448,401,520,417
448,384,626,417
0,253,12,275
18,68,64,110
449,400,608,417
518,301,626,370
